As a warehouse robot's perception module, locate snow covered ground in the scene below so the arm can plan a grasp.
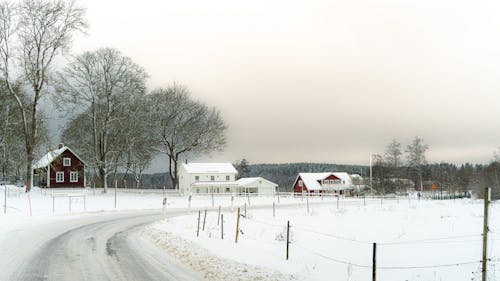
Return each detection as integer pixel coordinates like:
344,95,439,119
151,198,500,281
1,185,498,281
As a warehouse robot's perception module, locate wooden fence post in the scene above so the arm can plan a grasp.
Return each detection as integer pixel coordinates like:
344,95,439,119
197,210,201,237
372,243,377,281
217,205,221,225
286,220,290,260
235,207,240,243
202,209,207,231
482,187,490,281
221,213,224,240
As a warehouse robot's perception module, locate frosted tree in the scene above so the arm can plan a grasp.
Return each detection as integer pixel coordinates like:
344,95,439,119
234,159,251,179
406,136,429,191
56,48,147,192
384,139,403,192
384,139,403,168
0,0,87,190
148,85,227,190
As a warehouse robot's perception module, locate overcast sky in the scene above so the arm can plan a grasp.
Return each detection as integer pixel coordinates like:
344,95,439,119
54,0,500,170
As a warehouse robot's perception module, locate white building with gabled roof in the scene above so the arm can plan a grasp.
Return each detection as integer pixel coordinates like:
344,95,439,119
179,163,278,195
179,163,238,194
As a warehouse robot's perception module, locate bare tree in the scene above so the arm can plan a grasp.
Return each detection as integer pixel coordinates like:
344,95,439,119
148,85,227,190
0,0,87,190
384,139,403,168
406,136,429,192
120,95,156,188
56,48,147,192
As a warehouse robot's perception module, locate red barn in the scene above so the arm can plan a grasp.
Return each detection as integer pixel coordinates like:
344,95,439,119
292,172,356,195
33,144,86,188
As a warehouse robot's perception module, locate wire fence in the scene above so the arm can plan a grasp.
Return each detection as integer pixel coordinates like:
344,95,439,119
187,198,498,280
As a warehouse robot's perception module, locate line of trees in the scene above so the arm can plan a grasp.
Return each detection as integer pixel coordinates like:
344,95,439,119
55,50,226,193
371,137,499,199
0,0,226,192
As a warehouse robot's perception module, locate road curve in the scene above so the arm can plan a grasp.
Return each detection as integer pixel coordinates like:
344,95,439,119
1,210,202,281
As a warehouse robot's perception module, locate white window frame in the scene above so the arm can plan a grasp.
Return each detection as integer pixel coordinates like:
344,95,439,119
63,157,71,167
56,172,64,183
195,176,199,181
70,171,78,183
210,176,214,181
226,175,230,181
298,180,303,187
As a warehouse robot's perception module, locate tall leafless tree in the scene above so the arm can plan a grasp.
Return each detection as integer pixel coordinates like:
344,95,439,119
56,48,147,192
0,0,87,190
384,139,403,168
406,136,429,192
148,85,227,190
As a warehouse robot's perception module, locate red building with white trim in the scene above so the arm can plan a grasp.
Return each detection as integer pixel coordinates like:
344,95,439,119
33,144,85,188
292,172,358,195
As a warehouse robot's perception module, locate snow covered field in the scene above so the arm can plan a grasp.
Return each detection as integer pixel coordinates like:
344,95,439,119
1,185,498,281
151,198,500,281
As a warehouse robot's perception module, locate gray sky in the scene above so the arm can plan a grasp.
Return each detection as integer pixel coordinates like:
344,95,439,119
59,0,500,170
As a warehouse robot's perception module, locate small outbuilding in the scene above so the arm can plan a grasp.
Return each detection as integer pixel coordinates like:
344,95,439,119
236,177,278,196
33,143,85,188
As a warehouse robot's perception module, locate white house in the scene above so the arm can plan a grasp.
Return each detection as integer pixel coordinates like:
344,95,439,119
179,163,238,194
179,163,278,195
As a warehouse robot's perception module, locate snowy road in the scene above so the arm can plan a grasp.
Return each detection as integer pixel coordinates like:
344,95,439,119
1,210,202,281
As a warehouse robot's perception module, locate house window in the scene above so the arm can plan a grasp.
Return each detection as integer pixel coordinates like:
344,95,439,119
70,171,78,183
211,176,214,181
298,180,303,187
226,175,230,181
195,176,199,181
63,157,71,167
56,172,64,183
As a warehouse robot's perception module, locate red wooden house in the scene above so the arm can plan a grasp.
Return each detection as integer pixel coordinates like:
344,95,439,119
292,172,356,195
33,143,85,188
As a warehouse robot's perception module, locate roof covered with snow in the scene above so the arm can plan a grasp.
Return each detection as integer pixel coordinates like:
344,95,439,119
296,172,360,191
236,177,278,187
33,146,85,169
182,163,238,174
297,173,332,190
332,172,352,184
33,147,68,169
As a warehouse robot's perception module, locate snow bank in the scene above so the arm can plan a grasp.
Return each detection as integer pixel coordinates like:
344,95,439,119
146,227,296,281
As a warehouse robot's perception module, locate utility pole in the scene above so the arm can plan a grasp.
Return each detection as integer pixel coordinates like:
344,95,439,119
482,187,490,281
369,153,373,193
